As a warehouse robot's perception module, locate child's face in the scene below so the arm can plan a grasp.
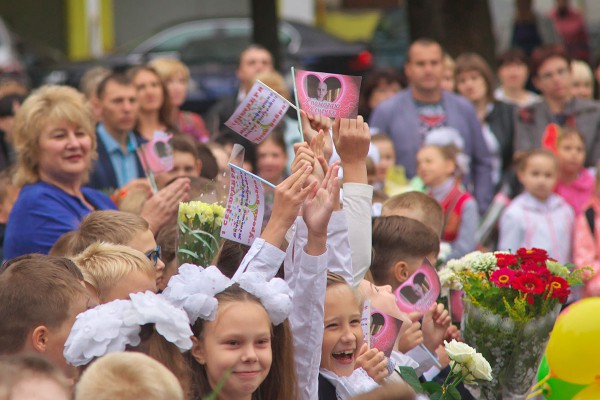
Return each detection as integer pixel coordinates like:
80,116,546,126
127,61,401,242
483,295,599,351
416,147,454,187
256,139,287,184
11,377,70,400
374,141,396,182
321,284,363,377
518,155,558,201
557,135,585,176
572,80,593,100
156,150,201,189
102,269,157,303
45,294,90,379
126,229,166,289
359,280,406,321
193,300,272,399
368,80,401,110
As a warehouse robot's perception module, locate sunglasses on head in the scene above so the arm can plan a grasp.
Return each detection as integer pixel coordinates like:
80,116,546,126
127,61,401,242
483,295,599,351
145,245,161,267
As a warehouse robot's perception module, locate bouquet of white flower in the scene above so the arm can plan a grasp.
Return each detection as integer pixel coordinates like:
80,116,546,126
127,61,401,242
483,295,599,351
177,201,225,267
398,339,492,399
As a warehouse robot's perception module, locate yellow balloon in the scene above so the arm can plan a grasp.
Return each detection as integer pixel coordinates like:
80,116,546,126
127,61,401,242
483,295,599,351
574,384,600,400
546,298,600,385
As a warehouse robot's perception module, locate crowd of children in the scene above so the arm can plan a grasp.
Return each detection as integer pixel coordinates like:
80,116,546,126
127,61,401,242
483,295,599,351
1,34,600,399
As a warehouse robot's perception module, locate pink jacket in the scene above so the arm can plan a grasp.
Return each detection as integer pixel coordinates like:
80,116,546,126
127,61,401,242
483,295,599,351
573,195,600,296
555,169,594,215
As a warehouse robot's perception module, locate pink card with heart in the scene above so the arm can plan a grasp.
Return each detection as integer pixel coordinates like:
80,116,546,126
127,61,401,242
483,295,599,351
294,69,362,118
138,131,173,174
393,259,441,314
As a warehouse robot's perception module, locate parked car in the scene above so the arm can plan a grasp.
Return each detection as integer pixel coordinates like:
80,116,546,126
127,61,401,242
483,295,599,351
43,18,373,114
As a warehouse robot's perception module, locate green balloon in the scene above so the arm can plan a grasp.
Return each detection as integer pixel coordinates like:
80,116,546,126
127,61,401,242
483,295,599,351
537,355,587,399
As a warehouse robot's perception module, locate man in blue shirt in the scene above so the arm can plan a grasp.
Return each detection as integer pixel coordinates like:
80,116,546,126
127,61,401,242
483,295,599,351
89,73,146,193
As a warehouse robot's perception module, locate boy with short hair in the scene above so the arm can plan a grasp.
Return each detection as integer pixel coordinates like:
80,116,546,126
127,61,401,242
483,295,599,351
381,191,444,238
72,242,157,303
0,257,90,379
71,210,165,288
370,215,440,289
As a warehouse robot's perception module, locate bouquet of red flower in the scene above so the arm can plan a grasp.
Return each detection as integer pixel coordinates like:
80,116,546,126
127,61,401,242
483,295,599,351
442,248,590,399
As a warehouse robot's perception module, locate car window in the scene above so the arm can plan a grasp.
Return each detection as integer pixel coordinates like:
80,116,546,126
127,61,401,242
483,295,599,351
150,27,213,53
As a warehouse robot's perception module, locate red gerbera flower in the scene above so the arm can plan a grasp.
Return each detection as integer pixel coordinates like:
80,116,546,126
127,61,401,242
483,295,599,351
547,276,571,303
513,273,546,304
517,248,549,264
495,253,518,268
490,268,515,288
520,260,551,278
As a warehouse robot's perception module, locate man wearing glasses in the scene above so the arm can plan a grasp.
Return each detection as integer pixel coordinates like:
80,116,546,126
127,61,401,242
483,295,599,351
514,45,600,165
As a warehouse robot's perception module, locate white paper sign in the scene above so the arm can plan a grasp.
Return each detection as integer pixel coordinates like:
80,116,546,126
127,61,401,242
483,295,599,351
220,164,270,245
225,81,290,143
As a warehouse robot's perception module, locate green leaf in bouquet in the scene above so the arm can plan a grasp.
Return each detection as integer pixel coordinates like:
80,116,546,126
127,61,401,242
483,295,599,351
446,385,461,400
429,392,442,400
422,381,442,394
177,248,200,260
397,366,424,393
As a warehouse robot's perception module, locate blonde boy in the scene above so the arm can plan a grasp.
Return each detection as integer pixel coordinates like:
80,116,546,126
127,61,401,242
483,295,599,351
70,211,166,287
72,242,157,304
75,352,184,400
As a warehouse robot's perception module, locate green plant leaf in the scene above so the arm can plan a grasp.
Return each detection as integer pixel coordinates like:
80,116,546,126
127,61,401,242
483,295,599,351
397,366,424,393
430,392,442,400
447,385,461,400
422,381,442,394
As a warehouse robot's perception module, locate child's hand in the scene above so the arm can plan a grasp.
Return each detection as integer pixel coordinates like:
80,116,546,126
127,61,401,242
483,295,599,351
445,324,461,342
355,343,389,384
396,320,423,353
291,139,327,186
332,116,370,183
300,110,333,162
302,163,340,255
262,163,316,249
418,303,452,353
435,344,451,369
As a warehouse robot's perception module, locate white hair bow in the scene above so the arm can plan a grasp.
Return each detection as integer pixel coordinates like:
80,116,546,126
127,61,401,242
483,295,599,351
64,292,193,367
162,264,292,326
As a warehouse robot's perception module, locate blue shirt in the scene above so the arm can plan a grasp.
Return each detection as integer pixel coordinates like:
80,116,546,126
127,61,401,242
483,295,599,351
3,181,117,260
96,123,140,188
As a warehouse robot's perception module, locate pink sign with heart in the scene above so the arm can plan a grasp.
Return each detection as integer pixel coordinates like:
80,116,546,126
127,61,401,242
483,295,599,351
393,258,441,314
294,69,362,118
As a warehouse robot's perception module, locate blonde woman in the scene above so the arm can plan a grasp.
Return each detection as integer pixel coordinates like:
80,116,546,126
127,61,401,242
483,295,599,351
149,58,210,142
4,85,117,259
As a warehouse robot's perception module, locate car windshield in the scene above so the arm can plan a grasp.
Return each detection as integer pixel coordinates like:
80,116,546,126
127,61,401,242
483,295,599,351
114,19,291,61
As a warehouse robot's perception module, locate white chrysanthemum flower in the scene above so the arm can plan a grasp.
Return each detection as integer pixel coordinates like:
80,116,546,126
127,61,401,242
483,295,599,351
469,252,498,273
